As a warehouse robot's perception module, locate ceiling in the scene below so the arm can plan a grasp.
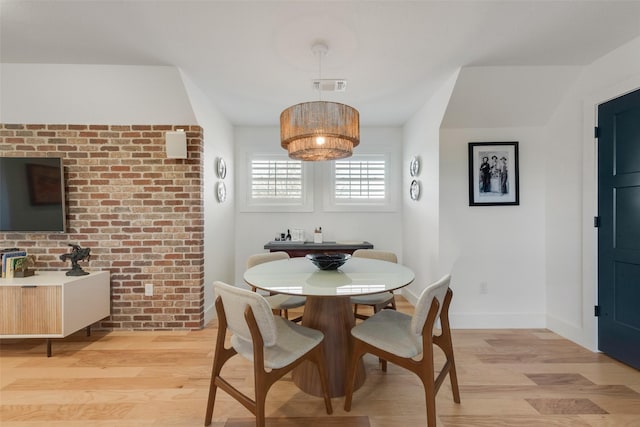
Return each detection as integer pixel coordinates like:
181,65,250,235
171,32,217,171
2,1,640,127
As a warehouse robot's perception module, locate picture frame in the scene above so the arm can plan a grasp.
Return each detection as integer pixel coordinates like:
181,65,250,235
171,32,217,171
26,163,62,205
468,141,519,206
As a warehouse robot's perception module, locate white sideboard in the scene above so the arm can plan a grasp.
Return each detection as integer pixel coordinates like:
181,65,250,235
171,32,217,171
0,270,110,356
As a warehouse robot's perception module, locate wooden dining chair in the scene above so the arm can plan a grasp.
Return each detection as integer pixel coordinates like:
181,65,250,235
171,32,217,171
205,281,333,427
350,249,398,320
247,252,305,322
344,274,460,427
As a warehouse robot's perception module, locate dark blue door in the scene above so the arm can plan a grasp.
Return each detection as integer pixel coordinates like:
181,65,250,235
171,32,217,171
598,88,640,369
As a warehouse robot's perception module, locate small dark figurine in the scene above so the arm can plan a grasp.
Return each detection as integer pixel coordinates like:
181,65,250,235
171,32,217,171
59,243,91,276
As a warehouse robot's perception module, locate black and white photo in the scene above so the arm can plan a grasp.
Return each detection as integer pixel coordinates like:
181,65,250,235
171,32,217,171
468,142,519,206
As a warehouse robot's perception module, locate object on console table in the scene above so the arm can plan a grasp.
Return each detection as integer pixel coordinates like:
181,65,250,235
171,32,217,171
264,240,373,258
59,244,91,276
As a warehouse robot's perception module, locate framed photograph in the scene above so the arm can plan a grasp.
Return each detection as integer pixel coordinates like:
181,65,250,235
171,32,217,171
468,142,519,206
26,163,62,205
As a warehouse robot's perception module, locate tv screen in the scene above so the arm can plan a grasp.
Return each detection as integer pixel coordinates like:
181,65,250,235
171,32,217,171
0,157,67,232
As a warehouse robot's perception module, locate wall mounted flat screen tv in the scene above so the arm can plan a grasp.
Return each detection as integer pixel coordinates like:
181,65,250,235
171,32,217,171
0,157,67,232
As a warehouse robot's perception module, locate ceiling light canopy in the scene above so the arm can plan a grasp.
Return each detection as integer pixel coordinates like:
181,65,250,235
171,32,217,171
280,42,360,161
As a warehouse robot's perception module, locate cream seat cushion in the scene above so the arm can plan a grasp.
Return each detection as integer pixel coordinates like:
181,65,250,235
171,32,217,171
231,317,324,369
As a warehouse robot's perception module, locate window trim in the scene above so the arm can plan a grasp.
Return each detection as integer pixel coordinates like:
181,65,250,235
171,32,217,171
323,152,396,212
239,151,314,213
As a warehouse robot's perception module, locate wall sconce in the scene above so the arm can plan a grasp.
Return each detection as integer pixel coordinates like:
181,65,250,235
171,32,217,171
165,130,187,159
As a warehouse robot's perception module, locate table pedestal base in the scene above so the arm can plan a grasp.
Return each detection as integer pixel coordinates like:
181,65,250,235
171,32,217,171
292,296,365,397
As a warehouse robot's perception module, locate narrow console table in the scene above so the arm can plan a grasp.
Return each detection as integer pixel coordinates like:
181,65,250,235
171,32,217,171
0,270,110,356
264,241,373,258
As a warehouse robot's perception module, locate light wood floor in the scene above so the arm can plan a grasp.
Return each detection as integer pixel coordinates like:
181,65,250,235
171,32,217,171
1,297,640,427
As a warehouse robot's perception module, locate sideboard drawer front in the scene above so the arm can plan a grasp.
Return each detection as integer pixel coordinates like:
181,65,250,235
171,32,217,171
0,286,62,335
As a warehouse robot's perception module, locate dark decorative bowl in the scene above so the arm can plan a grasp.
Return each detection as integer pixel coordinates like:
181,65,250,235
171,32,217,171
306,253,351,270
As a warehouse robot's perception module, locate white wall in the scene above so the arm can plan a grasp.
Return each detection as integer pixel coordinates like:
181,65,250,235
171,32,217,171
0,64,196,124
402,70,459,302
439,127,546,328
233,126,403,283
180,71,234,325
437,66,570,329
435,65,602,331
442,66,582,129
545,35,640,350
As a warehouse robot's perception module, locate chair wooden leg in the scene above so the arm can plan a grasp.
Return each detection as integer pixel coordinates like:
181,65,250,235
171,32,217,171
424,383,437,427
254,376,267,427
312,344,333,414
448,354,461,403
421,340,437,427
438,288,461,404
205,300,236,426
437,324,460,402
344,339,365,411
204,366,219,426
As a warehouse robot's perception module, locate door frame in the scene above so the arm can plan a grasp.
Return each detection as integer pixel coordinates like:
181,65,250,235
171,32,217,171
580,76,640,352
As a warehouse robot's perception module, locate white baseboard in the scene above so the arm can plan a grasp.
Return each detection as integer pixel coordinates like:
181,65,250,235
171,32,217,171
449,312,546,329
399,289,545,328
546,313,597,352
203,302,216,326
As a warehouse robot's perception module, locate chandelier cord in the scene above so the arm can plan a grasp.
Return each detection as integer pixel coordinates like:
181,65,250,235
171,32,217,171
316,45,323,102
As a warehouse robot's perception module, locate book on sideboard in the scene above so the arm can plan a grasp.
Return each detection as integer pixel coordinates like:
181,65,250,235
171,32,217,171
1,250,27,278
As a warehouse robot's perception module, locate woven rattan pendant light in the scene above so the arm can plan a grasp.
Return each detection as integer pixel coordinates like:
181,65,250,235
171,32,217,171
280,42,359,161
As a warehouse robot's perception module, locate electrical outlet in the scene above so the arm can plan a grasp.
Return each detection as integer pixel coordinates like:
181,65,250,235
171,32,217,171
480,281,488,294
144,283,154,296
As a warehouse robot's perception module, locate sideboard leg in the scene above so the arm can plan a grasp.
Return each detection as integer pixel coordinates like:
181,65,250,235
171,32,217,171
86,325,91,337
46,339,52,357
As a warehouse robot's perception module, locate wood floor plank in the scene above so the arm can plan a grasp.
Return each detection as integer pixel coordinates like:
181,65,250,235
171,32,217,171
438,415,594,426
525,398,608,415
225,416,370,427
524,373,596,386
578,414,640,427
2,296,640,426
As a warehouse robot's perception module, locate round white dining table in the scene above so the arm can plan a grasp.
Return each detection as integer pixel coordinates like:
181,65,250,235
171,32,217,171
244,256,415,397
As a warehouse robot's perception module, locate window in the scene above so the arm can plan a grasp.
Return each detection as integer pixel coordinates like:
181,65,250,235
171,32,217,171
324,153,395,212
251,159,302,199
335,159,386,200
240,153,313,212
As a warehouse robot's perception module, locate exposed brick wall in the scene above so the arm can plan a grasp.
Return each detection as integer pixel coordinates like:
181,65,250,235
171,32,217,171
0,123,204,330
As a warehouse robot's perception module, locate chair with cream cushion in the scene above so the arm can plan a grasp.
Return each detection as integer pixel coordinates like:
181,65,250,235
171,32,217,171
247,252,306,322
205,281,332,427
350,249,398,320
344,274,460,427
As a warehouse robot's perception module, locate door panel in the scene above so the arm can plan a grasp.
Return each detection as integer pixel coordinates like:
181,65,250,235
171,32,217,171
615,108,640,175
598,88,640,369
616,186,640,250
613,262,640,330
